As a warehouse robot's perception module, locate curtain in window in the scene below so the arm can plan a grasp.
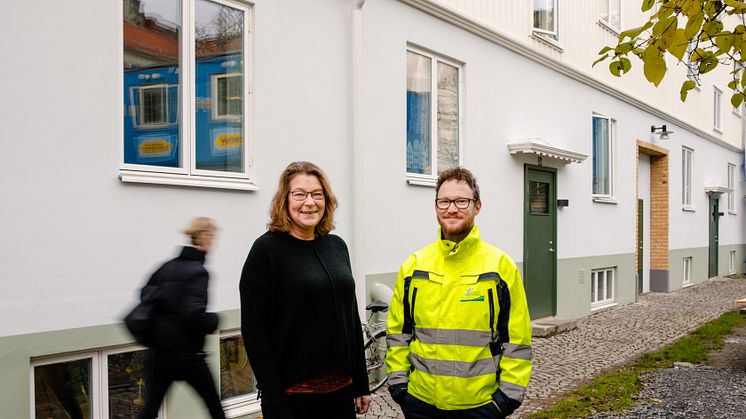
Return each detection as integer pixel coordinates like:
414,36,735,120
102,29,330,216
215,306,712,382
533,0,556,33
592,117,610,195
407,52,432,175
436,62,459,173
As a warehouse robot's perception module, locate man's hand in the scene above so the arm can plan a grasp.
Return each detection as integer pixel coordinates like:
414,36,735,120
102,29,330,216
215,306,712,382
355,395,371,414
388,383,408,405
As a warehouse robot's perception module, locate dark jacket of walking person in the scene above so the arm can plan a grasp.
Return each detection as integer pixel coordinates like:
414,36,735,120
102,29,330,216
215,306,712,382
240,161,371,419
139,217,226,419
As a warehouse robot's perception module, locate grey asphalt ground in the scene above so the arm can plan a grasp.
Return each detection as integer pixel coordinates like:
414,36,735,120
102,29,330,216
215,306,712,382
357,275,746,418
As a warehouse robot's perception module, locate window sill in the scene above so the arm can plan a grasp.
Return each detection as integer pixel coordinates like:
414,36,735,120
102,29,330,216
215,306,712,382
682,282,694,288
406,174,437,187
119,170,258,191
531,31,563,52
597,19,621,35
591,302,617,312
728,210,737,215
592,196,617,204
682,206,696,212
713,126,723,134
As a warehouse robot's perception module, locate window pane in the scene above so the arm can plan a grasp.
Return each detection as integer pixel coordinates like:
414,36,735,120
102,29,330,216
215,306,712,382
407,51,432,175
195,0,246,173
606,270,613,299
610,0,621,28
437,62,459,172
123,0,181,167
220,335,257,400
108,350,153,418
34,359,91,419
597,271,605,301
591,272,596,302
533,0,556,33
530,181,549,214
593,117,610,195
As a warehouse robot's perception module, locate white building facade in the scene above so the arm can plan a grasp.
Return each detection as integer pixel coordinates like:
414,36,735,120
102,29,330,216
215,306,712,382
1,0,744,417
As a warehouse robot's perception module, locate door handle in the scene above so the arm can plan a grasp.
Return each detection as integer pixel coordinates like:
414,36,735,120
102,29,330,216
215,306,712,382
548,240,555,253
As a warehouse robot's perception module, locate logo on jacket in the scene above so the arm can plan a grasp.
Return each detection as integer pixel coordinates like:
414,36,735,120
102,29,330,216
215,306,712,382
460,287,484,302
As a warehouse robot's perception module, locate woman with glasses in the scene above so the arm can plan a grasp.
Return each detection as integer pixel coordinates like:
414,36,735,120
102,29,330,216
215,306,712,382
239,161,371,419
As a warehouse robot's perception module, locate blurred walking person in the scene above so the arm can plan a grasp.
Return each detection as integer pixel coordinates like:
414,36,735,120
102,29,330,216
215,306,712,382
139,217,226,419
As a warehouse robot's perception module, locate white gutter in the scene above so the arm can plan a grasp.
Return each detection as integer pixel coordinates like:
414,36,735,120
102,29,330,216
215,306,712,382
352,0,367,314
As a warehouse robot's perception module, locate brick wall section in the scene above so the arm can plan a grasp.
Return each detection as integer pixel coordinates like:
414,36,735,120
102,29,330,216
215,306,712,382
637,140,669,270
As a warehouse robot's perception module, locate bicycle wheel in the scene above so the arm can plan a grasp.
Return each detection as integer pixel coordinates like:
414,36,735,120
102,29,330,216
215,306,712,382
364,328,388,393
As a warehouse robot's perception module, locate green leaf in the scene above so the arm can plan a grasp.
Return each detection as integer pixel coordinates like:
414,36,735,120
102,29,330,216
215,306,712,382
715,32,735,53
642,0,657,13
685,12,705,39
680,79,697,101
644,56,667,86
728,79,738,90
619,57,632,73
699,56,719,74
668,29,689,60
725,0,746,10
615,41,635,55
593,54,610,67
609,60,623,77
703,20,724,38
731,92,744,108
653,15,676,38
618,21,653,42
598,46,614,55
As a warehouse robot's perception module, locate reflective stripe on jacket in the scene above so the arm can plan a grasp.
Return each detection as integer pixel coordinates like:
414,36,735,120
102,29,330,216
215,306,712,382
386,225,532,410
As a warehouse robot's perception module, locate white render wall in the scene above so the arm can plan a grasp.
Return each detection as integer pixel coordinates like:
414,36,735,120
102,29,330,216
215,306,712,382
0,0,357,337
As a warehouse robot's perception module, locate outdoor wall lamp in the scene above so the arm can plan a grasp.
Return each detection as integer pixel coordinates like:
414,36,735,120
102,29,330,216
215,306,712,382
651,125,673,140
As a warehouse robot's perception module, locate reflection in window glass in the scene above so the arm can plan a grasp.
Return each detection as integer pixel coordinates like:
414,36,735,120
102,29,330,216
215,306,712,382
108,350,151,418
220,335,257,400
195,0,245,173
34,359,91,419
407,51,432,175
530,181,549,214
592,116,613,196
123,0,181,168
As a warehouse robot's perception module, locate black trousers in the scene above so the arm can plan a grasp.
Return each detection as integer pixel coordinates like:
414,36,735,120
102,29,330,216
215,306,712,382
261,385,356,419
400,393,504,419
139,350,226,419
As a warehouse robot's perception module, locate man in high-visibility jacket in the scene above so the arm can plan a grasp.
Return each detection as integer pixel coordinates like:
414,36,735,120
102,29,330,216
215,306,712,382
386,167,532,418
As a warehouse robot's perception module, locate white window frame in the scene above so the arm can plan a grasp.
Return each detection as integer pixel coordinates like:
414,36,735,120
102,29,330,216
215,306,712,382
405,45,463,186
592,114,616,201
714,86,722,131
120,0,255,191
591,267,615,309
533,0,559,41
219,331,261,417
30,348,167,419
599,0,622,32
728,163,736,213
683,256,693,286
682,146,693,209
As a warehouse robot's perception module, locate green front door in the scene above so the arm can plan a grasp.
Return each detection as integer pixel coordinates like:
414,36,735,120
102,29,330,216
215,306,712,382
709,196,720,278
524,166,557,319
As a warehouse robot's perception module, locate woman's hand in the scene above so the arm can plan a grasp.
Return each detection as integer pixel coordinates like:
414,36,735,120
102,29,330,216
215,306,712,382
355,395,371,414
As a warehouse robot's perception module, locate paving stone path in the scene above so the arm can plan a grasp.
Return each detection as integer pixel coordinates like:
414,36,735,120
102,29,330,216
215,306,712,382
358,276,746,418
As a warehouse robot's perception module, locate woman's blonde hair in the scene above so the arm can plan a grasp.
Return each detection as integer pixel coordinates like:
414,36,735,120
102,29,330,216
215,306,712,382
183,217,216,246
268,161,337,236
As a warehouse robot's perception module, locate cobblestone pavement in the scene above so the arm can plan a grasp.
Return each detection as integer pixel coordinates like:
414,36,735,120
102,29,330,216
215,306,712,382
357,276,746,419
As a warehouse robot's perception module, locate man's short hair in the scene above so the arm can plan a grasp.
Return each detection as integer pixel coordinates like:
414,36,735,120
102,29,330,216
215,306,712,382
436,167,480,201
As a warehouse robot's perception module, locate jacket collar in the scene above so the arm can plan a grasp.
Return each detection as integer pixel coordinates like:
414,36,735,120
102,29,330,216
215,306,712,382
437,224,480,257
180,246,206,262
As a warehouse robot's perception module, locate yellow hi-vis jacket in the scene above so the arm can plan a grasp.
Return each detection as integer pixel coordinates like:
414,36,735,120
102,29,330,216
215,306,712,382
386,225,532,411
